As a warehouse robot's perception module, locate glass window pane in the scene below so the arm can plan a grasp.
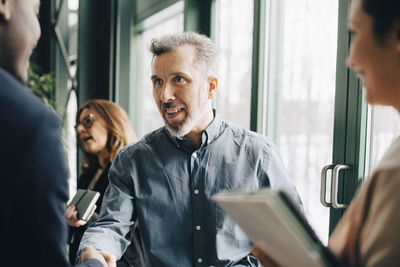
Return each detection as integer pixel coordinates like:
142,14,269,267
265,0,338,244
68,0,79,60
366,106,400,175
66,91,78,202
215,0,253,129
133,1,184,137
54,0,79,200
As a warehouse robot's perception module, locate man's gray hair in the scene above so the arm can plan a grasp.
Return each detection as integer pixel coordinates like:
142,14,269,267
149,32,218,76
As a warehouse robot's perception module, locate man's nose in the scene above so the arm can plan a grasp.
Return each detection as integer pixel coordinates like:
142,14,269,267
160,83,176,102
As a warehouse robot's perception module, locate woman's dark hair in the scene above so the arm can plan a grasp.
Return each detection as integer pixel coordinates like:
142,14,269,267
76,99,137,170
362,0,400,44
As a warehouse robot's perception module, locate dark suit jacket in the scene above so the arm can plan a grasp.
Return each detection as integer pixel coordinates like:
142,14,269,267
0,68,102,267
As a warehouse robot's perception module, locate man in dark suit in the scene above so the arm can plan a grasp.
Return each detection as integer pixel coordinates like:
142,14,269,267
0,0,109,266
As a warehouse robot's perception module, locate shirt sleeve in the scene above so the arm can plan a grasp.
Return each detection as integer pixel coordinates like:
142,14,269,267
329,168,400,267
261,139,303,211
231,254,260,266
75,259,104,267
78,150,135,260
359,169,400,266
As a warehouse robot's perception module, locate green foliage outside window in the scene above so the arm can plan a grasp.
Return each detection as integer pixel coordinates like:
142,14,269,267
26,63,58,114
26,63,69,149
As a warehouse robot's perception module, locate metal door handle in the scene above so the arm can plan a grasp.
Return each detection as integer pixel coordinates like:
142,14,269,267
320,164,335,207
332,164,351,209
320,164,351,209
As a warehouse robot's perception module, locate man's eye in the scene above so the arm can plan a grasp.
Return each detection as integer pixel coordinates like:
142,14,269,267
175,75,183,83
154,78,163,86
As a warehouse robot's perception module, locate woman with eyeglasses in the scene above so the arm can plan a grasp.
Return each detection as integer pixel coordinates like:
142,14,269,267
64,99,137,265
252,0,400,266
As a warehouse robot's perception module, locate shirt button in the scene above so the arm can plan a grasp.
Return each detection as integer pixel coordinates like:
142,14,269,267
207,139,211,144
192,152,197,158
194,189,199,195
195,225,201,231
197,258,203,263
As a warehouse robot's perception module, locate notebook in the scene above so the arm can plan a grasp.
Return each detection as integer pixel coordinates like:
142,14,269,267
212,189,343,267
69,189,100,221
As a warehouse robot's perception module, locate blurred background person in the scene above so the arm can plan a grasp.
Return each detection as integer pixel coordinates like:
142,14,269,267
252,0,400,266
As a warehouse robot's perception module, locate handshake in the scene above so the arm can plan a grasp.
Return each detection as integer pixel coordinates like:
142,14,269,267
80,246,116,267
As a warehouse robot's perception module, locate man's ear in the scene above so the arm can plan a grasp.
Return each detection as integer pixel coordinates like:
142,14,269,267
207,76,218,100
0,0,12,22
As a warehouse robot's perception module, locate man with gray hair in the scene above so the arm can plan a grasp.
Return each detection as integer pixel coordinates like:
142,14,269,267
79,32,302,266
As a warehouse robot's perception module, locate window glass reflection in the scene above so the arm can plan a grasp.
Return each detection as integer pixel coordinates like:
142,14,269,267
134,2,184,137
215,0,253,129
265,0,338,244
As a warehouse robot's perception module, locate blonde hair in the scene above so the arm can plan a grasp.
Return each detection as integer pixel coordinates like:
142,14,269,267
76,99,137,170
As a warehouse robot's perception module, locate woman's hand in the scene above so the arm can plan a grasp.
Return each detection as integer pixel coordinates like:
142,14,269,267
64,204,87,227
251,247,280,267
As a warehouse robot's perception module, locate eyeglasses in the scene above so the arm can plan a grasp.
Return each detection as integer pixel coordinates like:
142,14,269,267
75,113,95,131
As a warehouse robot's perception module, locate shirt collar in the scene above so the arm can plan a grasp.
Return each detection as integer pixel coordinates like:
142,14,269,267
165,109,223,151
201,109,222,146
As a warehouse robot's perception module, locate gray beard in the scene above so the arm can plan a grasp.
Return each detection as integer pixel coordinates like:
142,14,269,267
163,88,208,138
164,108,202,138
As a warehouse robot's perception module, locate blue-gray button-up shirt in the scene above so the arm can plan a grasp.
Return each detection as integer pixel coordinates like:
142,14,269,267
79,112,302,267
